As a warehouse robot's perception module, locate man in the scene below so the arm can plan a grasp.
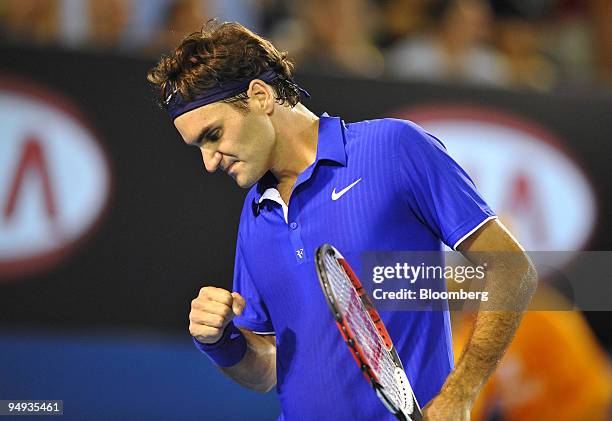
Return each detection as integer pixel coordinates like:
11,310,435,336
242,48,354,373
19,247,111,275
147,21,537,420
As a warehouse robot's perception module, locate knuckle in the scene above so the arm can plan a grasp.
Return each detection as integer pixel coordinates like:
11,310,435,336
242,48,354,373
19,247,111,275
214,315,225,327
220,306,232,319
217,291,231,305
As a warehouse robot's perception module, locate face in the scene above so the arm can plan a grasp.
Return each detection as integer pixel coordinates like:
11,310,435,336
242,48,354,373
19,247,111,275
174,98,276,188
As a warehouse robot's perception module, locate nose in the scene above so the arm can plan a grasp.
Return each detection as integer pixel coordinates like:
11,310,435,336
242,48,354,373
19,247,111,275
201,148,222,173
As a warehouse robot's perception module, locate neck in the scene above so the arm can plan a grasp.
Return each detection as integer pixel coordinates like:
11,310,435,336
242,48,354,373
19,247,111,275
269,103,319,186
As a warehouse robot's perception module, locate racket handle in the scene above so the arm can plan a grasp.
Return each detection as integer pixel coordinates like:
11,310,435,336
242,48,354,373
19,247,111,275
397,410,422,421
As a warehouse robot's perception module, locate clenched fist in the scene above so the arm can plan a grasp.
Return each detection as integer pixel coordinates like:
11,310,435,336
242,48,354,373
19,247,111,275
189,286,246,344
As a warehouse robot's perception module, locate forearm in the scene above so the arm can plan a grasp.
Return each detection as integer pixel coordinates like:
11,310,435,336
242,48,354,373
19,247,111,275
219,329,277,393
443,255,537,402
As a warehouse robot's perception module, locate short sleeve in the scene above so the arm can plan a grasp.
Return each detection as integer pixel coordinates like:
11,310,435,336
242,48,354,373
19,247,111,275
232,235,275,334
395,121,496,249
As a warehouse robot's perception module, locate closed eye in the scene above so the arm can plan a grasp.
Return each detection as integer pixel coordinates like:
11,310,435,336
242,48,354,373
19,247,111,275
206,129,221,142
194,128,222,146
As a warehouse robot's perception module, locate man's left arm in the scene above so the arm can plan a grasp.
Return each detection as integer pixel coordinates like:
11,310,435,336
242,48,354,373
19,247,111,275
423,219,538,420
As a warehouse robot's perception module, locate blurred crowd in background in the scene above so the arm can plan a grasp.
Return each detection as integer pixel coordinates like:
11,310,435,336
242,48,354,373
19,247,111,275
1,0,611,93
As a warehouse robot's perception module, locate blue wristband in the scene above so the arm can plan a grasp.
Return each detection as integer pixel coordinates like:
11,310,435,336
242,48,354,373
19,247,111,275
192,322,247,367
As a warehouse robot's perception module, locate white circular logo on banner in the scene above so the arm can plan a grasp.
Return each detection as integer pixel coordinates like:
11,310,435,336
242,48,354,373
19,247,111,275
394,105,597,252
0,76,111,280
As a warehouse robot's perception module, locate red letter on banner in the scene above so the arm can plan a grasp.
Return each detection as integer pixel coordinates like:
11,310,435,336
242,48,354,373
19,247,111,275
4,137,57,223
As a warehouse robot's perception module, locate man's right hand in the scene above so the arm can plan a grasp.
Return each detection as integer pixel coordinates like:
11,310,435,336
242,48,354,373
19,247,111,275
189,286,246,344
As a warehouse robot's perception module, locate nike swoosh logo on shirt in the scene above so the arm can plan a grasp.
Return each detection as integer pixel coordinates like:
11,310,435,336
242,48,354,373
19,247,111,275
331,178,362,201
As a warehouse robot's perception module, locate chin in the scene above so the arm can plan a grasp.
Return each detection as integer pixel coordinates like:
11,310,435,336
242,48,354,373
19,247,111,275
235,166,267,189
235,174,257,189
236,180,252,189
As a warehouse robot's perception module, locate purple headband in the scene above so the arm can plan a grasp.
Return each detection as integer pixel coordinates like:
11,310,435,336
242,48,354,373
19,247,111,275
166,69,310,120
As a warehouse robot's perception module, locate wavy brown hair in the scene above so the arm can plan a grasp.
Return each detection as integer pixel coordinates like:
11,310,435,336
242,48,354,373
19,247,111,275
147,20,300,112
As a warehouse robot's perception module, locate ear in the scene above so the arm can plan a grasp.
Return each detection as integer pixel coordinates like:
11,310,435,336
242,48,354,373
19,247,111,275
247,79,275,114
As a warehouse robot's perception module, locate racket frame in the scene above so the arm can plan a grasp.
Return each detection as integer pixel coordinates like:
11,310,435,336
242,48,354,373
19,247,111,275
315,244,423,421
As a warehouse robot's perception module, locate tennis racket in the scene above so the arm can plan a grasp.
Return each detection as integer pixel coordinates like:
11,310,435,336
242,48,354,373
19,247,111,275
315,244,422,421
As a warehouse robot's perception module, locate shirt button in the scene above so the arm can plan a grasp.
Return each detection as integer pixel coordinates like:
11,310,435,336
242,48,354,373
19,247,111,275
290,222,298,230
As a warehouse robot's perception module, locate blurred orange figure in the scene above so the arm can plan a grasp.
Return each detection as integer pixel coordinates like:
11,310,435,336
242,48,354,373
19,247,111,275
452,289,611,420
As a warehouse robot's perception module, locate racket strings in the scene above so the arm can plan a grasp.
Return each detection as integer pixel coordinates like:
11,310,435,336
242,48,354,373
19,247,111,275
323,253,407,410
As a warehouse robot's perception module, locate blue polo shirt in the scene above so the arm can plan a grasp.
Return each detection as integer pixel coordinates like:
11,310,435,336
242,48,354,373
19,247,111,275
231,114,496,420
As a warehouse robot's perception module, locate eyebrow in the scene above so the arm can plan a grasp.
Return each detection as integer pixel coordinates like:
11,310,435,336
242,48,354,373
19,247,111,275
189,123,217,146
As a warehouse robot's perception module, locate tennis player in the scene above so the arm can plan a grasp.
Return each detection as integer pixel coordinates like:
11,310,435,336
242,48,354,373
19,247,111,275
148,21,537,420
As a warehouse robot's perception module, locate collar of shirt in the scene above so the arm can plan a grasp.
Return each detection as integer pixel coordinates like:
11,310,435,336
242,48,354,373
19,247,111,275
252,113,347,221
